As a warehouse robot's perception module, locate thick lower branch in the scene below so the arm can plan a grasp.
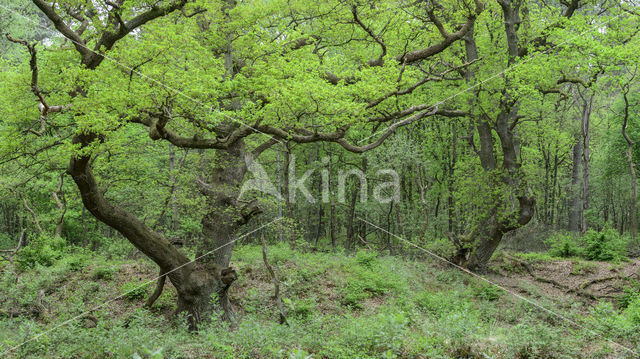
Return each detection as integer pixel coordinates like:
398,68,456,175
67,134,190,273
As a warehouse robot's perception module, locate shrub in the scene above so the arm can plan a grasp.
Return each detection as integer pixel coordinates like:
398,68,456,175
92,265,119,280
15,234,65,269
588,301,639,340
583,228,628,262
472,283,502,301
355,249,377,268
570,260,597,275
339,264,397,308
545,229,629,262
340,308,409,355
287,297,315,319
422,236,457,259
414,291,471,315
505,322,580,358
618,280,640,309
61,252,90,271
120,282,149,300
624,296,640,325
545,232,581,258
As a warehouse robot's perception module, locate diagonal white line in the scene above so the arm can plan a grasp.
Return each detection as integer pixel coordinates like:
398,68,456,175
1,217,283,356
357,10,627,145
358,217,639,356
0,3,282,146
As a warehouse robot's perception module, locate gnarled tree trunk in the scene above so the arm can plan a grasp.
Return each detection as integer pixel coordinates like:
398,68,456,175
197,138,257,322
459,0,536,271
68,133,242,329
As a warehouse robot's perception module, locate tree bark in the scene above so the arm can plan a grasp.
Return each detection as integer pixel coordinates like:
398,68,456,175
568,140,582,231
622,89,638,240
169,145,180,232
52,173,66,238
346,179,358,250
462,1,536,270
447,121,457,233
328,152,336,249
31,0,238,328
416,165,430,234
198,138,257,322
68,134,239,329
581,94,593,232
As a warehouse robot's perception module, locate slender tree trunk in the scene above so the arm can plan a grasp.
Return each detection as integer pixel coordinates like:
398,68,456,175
568,140,582,231
52,173,66,238
447,122,458,233
81,206,88,248
622,90,638,239
346,181,358,250
283,144,295,243
416,166,430,234
542,144,550,225
329,155,336,249
168,145,180,232
550,151,559,228
581,95,593,232
359,158,368,241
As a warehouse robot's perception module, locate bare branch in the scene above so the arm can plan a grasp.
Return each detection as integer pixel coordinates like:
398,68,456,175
18,192,43,235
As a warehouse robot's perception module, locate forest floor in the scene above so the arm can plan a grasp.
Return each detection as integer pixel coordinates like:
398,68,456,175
0,243,639,358
491,254,640,312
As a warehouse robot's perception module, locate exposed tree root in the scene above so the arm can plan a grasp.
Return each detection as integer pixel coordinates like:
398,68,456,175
503,255,601,301
145,268,166,308
579,276,627,290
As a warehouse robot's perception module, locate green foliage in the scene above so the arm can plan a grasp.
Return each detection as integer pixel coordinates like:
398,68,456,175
133,347,164,359
625,296,640,325
472,283,502,301
339,308,409,356
120,282,149,301
544,229,629,262
545,232,582,258
0,233,13,251
414,290,471,315
582,228,628,262
618,280,640,310
284,297,316,319
354,249,378,268
421,236,457,259
15,234,65,269
513,252,559,262
3,244,638,357
588,300,640,342
339,259,398,308
505,322,581,358
92,265,119,281
1,0,640,356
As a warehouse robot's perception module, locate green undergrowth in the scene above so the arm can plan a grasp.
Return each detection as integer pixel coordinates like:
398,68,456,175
0,243,638,358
